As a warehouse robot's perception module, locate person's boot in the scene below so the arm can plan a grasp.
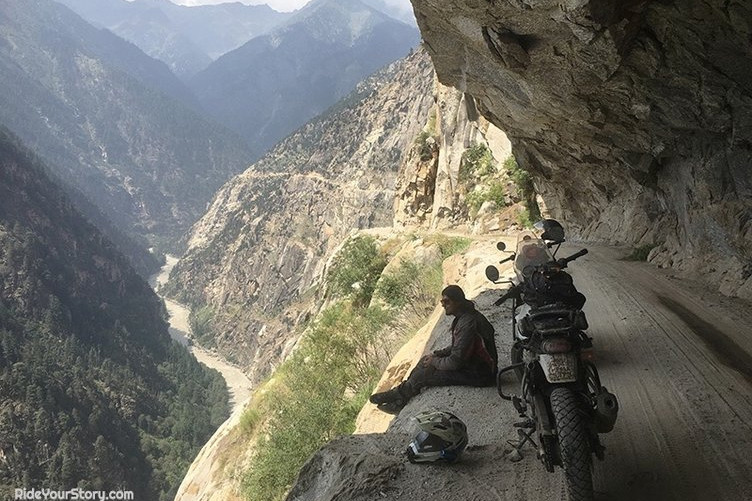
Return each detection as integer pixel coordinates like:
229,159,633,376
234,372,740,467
370,385,409,414
369,387,403,405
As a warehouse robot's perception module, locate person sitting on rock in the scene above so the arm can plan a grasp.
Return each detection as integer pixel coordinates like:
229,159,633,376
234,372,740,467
369,285,497,412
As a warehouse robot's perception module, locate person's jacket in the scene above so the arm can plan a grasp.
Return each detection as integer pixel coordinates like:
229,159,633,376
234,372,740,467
431,305,496,374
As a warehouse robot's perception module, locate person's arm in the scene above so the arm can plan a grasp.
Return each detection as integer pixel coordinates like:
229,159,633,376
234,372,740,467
432,315,476,371
432,319,457,357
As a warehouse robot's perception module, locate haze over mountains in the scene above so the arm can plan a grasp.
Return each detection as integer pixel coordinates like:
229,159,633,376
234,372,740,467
0,0,255,249
189,0,420,154
0,0,419,252
0,0,423,497
55,0,291,78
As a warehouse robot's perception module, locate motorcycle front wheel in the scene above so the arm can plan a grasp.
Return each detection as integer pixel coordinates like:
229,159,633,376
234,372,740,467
551,387,594,501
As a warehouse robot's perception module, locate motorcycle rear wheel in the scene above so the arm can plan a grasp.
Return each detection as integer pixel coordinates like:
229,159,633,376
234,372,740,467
551,387,594,501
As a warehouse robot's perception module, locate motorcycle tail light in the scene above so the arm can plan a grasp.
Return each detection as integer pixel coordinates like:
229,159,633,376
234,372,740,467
542,338,571,354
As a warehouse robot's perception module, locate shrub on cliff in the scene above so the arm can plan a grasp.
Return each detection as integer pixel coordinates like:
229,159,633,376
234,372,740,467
239,233,471,501
459,144,508,218
503,156,541,226
242,303,389,500
327,236,388,307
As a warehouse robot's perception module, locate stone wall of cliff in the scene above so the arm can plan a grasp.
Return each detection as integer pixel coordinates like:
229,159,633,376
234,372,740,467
393,80,517,233
411,0,752,299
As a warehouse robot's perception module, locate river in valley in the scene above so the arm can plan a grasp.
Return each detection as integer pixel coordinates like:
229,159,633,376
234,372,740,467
149,255,252,413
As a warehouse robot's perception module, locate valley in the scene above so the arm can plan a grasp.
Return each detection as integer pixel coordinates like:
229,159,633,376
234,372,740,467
149,256,253,414
1,0,750,499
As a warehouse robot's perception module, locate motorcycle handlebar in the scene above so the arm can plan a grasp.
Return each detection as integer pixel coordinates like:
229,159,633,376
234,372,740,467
494,285,520,306
499,253,515,265
490,249,586,306
557,248,588,267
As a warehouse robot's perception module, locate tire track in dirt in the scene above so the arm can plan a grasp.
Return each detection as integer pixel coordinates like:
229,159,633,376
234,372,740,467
574,245,752,501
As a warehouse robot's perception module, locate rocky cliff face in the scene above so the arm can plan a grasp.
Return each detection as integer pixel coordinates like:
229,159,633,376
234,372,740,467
166,49,435,383
411,0,752,299
0,0,252,248
393,81,513,231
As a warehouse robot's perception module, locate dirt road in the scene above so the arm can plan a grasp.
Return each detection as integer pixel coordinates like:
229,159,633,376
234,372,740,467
288,242,752,501
577,245,752,500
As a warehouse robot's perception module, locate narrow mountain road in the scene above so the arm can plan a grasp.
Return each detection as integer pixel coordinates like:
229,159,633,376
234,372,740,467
290,240,752,501
575,245,752,500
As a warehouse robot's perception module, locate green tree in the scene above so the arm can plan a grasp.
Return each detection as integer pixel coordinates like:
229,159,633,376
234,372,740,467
327,236,388,307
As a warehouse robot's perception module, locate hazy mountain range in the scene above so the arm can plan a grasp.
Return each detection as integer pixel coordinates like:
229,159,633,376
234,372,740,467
190,0,420,154
55,0,291,78
0,0,253,249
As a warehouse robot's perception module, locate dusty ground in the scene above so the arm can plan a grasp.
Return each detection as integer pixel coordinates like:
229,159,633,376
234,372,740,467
289,241,752,501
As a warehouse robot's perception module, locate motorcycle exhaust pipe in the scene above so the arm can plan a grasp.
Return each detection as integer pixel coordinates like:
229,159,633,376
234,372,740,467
595,388,619,433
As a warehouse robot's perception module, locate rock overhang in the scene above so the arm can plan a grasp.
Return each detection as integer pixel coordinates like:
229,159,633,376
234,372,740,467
411,0,752,298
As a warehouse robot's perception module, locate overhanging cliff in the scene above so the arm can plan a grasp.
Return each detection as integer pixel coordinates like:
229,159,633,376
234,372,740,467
411,0,752,299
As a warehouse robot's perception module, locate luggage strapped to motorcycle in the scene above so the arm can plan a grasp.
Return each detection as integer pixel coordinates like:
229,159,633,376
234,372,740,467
524,304,588,335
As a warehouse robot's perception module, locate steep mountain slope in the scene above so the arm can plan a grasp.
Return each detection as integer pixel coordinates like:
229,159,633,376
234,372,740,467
166,48,434,383
363,0,417,25
169,49,527,500
189,0,420,154
0,0,252,247
0,128,229,500
56,0,290,78
49,175,162,278
412,0,752,300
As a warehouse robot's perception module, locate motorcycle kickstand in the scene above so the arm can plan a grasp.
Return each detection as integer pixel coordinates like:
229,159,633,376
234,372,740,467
506,421,537,462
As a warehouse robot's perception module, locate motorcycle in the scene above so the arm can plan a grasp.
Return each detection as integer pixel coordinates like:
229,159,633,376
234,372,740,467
485,220,619,501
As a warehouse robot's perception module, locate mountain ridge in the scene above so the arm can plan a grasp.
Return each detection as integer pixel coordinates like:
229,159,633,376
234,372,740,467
0,0,253,248
189,0,420,154
54,0,290,77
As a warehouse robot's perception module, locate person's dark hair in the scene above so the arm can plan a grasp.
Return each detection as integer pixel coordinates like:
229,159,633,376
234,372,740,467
442,285,474,311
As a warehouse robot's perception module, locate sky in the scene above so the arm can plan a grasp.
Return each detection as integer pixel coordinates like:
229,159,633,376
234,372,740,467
173,0,413,14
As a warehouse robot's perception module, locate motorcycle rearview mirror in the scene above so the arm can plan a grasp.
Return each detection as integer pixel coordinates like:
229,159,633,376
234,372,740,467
485,265,500,283
496,242,506,252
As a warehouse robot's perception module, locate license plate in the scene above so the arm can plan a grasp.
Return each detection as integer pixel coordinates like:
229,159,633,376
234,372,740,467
539,353,577,383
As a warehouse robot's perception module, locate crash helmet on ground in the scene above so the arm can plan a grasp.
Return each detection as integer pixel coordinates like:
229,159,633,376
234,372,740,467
405,410,468,463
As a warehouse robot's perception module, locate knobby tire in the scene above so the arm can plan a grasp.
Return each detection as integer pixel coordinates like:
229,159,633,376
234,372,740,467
551,387,594,501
